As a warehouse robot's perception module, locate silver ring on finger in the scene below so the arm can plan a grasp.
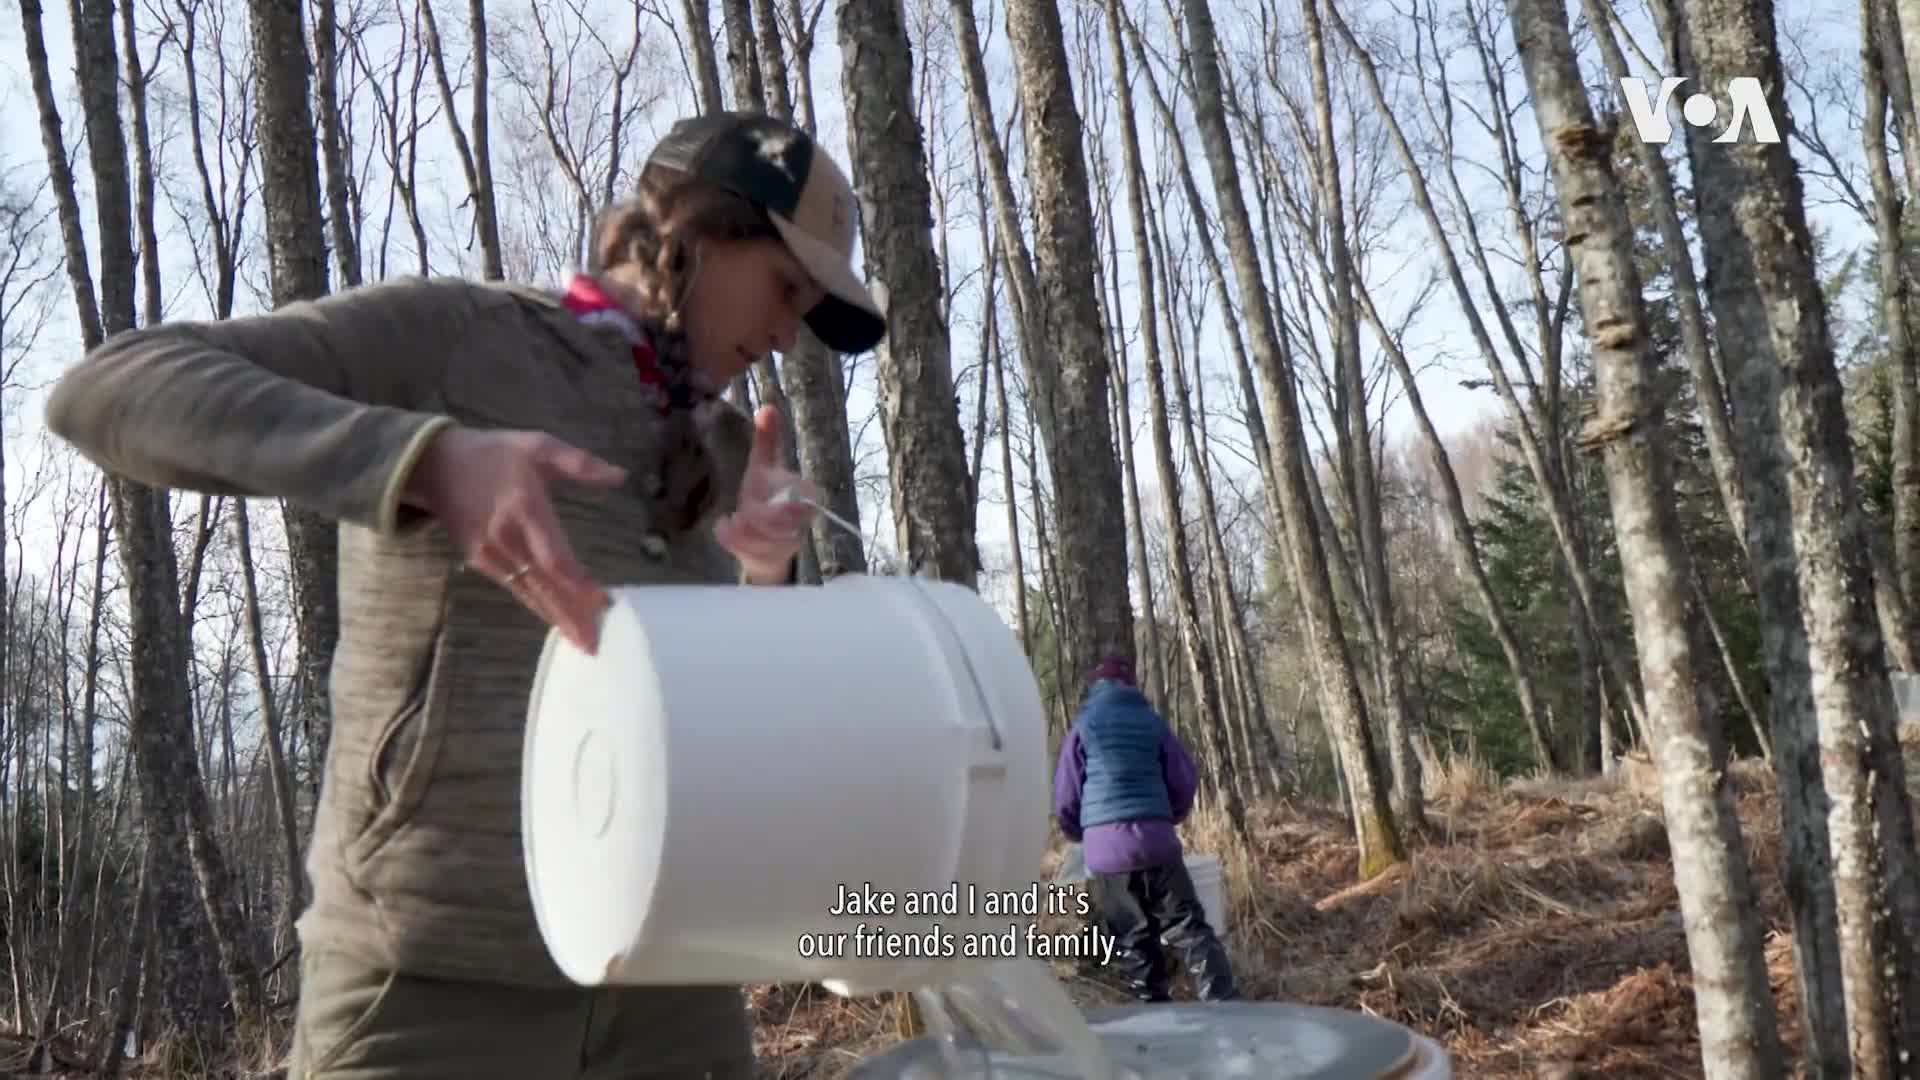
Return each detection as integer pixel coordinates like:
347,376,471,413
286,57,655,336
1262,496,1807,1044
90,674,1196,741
504,563,532,584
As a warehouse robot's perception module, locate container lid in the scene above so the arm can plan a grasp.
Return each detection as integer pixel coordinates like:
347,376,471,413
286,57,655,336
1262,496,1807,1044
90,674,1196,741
848,1002,1429,1079
521,597,669,984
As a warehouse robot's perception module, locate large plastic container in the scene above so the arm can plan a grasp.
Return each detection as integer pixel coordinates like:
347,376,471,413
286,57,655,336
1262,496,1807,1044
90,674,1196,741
848,1002,1452,1078
1184,854,1227,939
520,575,1050,994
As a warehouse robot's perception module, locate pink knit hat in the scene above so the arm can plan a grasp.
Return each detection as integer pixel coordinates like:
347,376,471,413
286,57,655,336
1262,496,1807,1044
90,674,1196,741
1088,655,1136,686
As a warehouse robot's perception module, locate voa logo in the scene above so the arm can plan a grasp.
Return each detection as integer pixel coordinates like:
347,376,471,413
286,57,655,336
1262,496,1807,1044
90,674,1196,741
1619,77,1782,144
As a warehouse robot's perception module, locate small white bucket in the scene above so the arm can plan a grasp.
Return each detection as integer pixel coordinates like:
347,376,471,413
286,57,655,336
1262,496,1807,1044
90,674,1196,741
520,575,1050,994
1183,854,1227,939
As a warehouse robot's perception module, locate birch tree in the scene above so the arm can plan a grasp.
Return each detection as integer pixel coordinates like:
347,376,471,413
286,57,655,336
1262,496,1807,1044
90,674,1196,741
1177,0,1402,873
1507,0,1787,1071
1674,0,1920,1067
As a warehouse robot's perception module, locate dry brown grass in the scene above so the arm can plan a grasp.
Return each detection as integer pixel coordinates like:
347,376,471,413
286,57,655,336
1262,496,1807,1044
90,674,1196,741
754,751,1825,1078
39,745,1883,1077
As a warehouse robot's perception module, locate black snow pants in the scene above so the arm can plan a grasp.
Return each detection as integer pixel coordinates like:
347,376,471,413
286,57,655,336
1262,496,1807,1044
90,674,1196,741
1088,862,1238,1002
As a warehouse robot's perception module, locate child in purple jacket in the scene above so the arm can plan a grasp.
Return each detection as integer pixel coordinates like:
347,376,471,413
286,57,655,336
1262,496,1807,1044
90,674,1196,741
1053,656,1238,1002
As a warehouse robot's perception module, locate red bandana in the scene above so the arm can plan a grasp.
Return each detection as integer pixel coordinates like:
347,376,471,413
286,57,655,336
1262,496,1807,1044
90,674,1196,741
560,273,674,414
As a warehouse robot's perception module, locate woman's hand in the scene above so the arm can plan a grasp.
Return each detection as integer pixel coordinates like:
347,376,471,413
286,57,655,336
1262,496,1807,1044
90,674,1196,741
402,426,627,652
715,405,817,584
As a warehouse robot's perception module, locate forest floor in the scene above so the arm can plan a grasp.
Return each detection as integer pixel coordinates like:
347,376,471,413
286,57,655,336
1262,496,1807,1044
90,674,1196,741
17,731,1907,1078
747,737,1899,1080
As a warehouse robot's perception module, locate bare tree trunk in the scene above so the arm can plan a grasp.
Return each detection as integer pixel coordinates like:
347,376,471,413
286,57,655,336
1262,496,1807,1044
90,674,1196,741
31,0,250,1044
97,843,152,1080
751,0,864,580
835,0,977,583
1861,3,1920,669
1166,263,1283,796
1585,0,1782,773
967,215,996,515
1100,0,1243,836
417,0,502,277
999,0,1134,677
234,502,305,944
1090,147,1161,700
1586,2,1850,1060
1585,7,1745,551
314,0,363,288
1349,281,1558,771
1123,34,1284,529
29,487,108,1067
1025,409,1074,722
1675,0,1920,1067
247,0,343,880
1175,0,1400,874
1871,529,1920,672
677,0,727,112
1886,0,1920,658
949,0,1046,432
957,123,1028,648
1692,571,1770,761
1091,161,1162,699
1325,0,1650,751
1300,0,1421,828
709,0,828,582
719,0,763,109
1506,7,1785,1074
1108,347,1162,697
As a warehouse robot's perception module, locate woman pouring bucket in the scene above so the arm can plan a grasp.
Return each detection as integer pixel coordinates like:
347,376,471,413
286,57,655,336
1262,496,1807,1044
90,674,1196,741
46,112,886,1078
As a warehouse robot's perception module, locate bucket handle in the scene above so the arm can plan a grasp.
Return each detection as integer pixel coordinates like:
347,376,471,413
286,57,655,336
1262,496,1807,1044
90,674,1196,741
769,486,864,542
897,578,1003,751
775,486,1004,751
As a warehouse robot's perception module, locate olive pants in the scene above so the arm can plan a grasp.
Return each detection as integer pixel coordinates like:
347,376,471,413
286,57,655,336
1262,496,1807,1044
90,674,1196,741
288,947,758,1079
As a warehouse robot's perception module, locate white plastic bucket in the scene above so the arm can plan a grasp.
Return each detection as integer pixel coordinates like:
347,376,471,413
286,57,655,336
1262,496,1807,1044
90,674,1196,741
520,575,1050,994
1184,854,1227,939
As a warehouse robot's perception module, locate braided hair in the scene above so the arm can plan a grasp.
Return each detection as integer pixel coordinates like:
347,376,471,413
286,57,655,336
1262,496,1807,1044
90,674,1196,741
591,163,781,386
590,164,778,531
